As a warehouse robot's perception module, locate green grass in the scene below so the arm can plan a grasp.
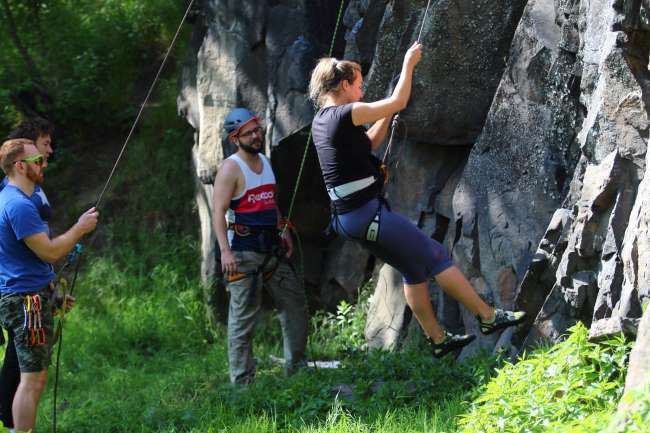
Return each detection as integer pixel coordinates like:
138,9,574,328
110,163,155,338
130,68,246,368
0,216,637,433
1,246,631,433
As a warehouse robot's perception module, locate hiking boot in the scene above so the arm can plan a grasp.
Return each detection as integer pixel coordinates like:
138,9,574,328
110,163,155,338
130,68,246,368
478,309,527,335
430,331,476,358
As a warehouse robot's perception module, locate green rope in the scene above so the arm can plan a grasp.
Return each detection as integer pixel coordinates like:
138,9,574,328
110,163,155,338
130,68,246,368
279,0,345,369
327,0,347,58
282,0,346,238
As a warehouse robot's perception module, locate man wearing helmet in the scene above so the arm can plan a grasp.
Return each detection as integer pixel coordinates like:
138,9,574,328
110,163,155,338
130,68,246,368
212,108,308,384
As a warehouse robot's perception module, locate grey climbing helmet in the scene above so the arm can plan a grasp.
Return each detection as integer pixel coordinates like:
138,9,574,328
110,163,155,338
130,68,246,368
224,108,257,135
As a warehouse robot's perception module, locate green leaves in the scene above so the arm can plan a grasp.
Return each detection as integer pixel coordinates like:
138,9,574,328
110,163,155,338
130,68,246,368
309,286,372,358
458,323,633,433
0,0,189,141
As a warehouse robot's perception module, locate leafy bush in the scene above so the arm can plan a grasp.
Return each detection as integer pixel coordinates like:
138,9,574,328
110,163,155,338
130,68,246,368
308,283,373,358
458,322,632,433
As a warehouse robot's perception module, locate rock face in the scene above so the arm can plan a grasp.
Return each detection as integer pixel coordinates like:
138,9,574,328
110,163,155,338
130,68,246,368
178,1,355,321
621,308,650,405
511,0,650,349
179,0,650,400
450,0,585,355
360,0,528,145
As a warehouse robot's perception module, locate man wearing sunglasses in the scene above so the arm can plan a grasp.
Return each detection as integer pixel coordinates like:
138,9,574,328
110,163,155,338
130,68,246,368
212,108,307,384
0,117,55,431
1,118,54,224
0,139,98,432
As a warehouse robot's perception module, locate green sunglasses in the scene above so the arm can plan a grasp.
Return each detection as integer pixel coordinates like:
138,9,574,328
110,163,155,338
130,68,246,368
15,154,45,166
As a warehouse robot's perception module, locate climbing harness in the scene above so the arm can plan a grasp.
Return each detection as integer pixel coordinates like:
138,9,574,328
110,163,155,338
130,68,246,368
224,242,291,311
326,175,376,201
224,224,286,285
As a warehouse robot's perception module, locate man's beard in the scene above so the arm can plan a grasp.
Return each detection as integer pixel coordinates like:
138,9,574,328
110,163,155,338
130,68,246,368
239,139,263,155
26,165,44,185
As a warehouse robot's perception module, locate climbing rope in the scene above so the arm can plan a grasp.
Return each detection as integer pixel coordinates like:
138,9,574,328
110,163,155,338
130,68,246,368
280,0,346,294
379,0,433,176
418,0,434,43
276,0,346,372
94,0,196,209
282,0,346,235
52,1,196,431
52,245,82,433
381,0,431,167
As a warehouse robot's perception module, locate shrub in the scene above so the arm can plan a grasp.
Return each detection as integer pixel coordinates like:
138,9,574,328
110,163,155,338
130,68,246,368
458,322,632,433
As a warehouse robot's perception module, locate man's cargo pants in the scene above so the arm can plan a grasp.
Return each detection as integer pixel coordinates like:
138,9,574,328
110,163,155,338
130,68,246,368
227,250,308,384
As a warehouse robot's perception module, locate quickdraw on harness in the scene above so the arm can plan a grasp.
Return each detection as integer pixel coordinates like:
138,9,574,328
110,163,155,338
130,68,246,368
23,294,46,346
223,222,296,311
325,114,405,243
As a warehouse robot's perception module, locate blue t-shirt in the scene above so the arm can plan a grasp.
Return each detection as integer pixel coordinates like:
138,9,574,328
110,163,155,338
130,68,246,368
0,184,54,294
0,177,52,222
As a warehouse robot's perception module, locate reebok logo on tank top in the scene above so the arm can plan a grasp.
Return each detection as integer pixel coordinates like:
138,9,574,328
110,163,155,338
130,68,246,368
235,184,276,213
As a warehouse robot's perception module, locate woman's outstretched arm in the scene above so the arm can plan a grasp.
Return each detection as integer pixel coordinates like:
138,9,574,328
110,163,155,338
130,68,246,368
351,42,422,127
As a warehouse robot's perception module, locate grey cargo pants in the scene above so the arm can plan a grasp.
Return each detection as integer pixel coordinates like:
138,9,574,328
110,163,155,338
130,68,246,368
227,250,308,384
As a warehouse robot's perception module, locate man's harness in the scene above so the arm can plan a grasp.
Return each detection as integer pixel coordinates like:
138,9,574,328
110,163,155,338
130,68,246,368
224,221,294,286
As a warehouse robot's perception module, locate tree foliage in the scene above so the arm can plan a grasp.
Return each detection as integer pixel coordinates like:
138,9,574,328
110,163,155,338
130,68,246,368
0,0,188,142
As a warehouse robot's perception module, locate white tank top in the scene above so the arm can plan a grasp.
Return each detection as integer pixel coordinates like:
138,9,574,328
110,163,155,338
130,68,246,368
225,153,278,246
228,153,276,201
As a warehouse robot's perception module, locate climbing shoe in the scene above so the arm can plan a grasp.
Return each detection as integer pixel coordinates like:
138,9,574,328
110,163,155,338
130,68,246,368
430,331,476,358
478,309,527,335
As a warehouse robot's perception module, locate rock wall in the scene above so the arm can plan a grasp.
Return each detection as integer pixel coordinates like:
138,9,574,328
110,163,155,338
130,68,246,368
178,1,353,320
448,0,585,355
179,0,650,390
511,0,650,349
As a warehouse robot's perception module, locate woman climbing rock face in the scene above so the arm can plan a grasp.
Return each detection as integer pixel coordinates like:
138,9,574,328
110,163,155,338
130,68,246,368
309,42,527,358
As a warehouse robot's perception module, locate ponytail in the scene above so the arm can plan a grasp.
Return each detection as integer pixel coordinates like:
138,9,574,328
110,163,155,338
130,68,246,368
309,58,361,106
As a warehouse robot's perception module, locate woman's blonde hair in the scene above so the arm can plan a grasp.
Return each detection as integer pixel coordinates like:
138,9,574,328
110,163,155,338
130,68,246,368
309,58,362,106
